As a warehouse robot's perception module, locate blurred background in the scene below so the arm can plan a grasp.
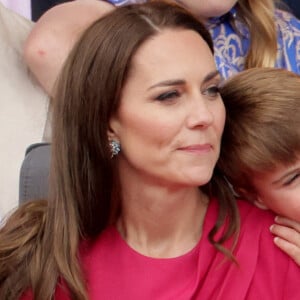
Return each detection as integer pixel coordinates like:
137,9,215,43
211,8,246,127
0,0,299,21
0,0,71,20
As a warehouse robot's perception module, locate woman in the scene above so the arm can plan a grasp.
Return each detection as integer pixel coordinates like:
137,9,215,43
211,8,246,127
1,2,299,299
218,67,300,265
23,0,300,94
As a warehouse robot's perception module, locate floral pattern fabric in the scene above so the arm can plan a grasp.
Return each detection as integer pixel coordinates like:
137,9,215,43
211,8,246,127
106,1,300,79
208,9,300,78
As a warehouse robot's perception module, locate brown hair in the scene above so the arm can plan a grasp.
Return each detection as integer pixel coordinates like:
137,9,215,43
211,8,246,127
219,67,300,193
235,0,278,68
0,2,239,299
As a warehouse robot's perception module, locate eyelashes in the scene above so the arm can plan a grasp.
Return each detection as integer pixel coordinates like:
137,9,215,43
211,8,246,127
204,85,220,97
155,90,180,101
283,173,300,186
155,84,221,102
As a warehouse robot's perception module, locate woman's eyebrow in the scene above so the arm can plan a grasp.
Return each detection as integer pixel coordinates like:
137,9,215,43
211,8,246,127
148,79,186,90
147,70,221,91
203,70,221,83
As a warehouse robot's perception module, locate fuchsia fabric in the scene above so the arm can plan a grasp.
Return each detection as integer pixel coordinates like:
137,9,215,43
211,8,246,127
22,198,300,299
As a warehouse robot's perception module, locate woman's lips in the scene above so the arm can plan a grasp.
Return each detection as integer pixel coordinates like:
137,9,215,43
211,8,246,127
178,144,212,153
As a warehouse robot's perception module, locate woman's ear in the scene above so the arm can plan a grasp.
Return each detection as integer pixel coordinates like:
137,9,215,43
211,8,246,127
107,115,120,141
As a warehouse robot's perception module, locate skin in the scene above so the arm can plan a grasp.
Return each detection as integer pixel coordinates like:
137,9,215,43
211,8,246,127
271,217,300,265
172,0,238,19
108,29,225,258
248,158,300,264
252,159,300,222
23,0,114,95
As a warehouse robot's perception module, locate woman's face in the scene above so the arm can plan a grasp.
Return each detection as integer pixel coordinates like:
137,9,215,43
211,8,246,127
172,0,238,19
109,29,225,189
252,158,300,222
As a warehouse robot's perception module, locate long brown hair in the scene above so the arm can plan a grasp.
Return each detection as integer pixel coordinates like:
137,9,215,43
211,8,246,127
0,2,239,299
219,67,300,192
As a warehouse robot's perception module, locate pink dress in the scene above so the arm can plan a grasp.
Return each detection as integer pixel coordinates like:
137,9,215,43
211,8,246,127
22,198,300,299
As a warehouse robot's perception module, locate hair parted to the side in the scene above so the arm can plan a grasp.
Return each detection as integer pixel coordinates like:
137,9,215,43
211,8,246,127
0,2,238,299
219,67,300,193
235,0,277,68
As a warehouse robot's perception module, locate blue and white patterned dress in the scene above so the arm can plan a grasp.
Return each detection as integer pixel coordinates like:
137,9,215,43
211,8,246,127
106,1,300,78
208,8,300,78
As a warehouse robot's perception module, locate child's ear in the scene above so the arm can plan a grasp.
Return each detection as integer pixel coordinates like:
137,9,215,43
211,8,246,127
236,188,269,210
253,198,269,210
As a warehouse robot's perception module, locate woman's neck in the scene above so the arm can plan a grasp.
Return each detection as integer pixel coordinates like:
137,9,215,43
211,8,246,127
117,185,209,258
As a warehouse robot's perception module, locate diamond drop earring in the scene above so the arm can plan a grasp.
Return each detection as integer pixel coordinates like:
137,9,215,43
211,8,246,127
109,140,121,158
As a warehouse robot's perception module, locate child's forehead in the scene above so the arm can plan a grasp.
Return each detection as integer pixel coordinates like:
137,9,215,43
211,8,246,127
252,157,300,186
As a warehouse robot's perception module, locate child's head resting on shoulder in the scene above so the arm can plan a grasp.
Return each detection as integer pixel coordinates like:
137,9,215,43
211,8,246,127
218,67,300,222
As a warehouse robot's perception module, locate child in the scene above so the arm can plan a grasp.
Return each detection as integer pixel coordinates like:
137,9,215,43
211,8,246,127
219,67,300,265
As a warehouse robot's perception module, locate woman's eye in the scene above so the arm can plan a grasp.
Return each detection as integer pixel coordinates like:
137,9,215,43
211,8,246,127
283,173,300,186
203,85,220,98
156,90,180,101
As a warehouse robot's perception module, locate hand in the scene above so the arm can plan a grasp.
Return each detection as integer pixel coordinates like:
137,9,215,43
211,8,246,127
270,216,300,266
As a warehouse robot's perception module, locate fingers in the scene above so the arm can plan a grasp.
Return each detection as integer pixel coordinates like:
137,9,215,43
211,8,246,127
273,236,300,266
274,216,300,232
270,217,300,266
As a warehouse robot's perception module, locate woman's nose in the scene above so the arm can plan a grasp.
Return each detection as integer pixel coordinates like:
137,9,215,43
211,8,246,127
186,95,214,129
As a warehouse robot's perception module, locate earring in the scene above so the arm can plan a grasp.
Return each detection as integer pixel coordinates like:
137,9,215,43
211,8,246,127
109,140,120,157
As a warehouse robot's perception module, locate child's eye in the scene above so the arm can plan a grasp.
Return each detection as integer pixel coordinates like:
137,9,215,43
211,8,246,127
203,85,220,98
156,90,180,101
283,173,300,186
